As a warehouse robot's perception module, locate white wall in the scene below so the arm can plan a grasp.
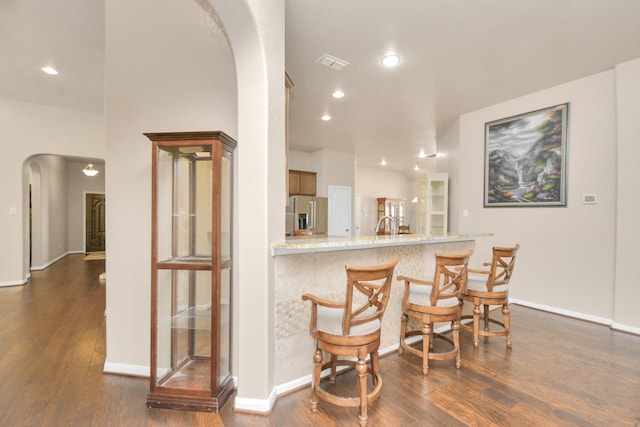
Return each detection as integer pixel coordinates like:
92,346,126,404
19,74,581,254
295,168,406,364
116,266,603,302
436,117,461,232
105,0,287,410
0,98,104,286
614,57,640,331
316,149,355,198
356,166,416,235
456,70,619,323
288,149,316,172
35,155,68,264
289,148,355,198
104,0,237,372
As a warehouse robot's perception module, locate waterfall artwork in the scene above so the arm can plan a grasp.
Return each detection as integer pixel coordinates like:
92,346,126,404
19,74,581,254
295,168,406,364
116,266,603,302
484,103,569,207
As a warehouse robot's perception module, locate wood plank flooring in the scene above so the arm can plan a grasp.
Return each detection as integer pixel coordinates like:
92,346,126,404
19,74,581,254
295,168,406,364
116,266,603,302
1,254,639,426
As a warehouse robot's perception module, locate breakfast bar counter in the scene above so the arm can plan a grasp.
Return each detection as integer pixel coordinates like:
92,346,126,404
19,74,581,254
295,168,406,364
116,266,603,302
272,232,488,255
271,233,490,394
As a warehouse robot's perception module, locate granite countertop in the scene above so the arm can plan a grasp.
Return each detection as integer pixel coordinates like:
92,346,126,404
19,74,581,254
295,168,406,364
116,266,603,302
271,232,492,256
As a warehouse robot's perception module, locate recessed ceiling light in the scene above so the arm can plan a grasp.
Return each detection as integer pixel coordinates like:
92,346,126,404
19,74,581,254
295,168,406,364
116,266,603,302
41,67,59,75
414,162,420,171
321,115,331,121
332,90,345,99
382,54,400,67
380,158,387,166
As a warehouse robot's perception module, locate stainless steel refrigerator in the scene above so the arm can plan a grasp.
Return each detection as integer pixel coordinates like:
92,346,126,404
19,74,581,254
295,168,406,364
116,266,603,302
286,196,328,236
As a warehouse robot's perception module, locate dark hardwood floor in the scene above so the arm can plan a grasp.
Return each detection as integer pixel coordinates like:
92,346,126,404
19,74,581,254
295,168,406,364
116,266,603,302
1,254,639,426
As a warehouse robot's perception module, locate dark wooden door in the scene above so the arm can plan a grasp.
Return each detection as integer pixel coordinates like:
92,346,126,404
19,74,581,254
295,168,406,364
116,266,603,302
86,193,106,252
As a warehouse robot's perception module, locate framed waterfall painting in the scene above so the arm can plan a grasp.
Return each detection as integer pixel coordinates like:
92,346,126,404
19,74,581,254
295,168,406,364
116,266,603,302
484,103,569,207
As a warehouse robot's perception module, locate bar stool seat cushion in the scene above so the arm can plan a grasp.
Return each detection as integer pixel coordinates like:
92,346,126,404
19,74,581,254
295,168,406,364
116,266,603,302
407,285,458,307
466,277,509,293
317,306,380,336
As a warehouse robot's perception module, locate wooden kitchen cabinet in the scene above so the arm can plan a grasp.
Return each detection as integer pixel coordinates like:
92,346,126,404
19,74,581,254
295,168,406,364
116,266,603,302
145,131,235,412
289,169,316,196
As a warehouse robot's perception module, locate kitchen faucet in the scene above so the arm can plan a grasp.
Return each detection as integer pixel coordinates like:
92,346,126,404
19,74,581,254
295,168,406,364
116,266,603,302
375,215,397,236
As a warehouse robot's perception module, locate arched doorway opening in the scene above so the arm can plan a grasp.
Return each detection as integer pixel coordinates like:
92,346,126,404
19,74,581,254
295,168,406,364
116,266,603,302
24,155,105,272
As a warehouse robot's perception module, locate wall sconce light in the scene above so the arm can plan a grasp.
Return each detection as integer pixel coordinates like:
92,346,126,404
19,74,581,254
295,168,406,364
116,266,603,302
82,163,99,177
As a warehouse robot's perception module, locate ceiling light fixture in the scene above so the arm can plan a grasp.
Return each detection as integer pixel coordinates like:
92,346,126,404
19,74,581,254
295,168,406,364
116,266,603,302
414,162,420,171
380,158,387,166
41,67,59,75
332,90,345,99
321,114,331,121
382,54,400,67
82,163,99,177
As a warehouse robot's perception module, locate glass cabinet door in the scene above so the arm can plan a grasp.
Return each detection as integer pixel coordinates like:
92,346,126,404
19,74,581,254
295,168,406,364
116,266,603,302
218,149,232,390
147,131,236,413
426,173,448,237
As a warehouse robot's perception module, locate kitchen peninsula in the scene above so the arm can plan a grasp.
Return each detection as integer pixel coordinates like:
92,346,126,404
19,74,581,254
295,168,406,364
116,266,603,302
271,232,490,394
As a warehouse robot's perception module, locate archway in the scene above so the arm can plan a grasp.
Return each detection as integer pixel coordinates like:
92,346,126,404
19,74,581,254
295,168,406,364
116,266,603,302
23,155,105,273
203,0,286,412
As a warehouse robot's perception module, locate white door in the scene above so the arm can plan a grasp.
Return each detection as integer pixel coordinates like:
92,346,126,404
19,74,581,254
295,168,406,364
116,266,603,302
328,185,352,237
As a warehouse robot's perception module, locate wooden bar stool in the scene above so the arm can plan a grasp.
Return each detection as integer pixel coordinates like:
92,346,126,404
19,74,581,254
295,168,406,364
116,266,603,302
459,244,520,347
301,258,398,427
398,250,472,374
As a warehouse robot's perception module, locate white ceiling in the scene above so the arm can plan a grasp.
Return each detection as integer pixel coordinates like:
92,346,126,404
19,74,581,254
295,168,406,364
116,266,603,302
3,0,640,178
0,0,104,113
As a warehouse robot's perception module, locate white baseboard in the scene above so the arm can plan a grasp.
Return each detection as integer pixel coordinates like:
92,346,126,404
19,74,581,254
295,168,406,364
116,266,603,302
509,298,613,326
275,374,312,396
461,299,640,336
511,298,639,335
1,251,84,285
0,275,29,287
233,387,277,414
103,361,150,377
610,322,640,335
30,251,71,271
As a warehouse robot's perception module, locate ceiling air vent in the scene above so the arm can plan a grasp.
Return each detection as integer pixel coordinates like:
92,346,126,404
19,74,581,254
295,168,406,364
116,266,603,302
315,53,350,71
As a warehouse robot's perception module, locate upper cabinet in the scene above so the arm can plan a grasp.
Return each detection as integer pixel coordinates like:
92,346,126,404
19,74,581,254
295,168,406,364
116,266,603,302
417,173,448,237
289,169,316,196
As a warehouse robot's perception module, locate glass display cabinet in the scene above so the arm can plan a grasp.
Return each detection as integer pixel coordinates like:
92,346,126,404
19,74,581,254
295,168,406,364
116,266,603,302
145,131,236,412
426,173,448,237
416,173,448,237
